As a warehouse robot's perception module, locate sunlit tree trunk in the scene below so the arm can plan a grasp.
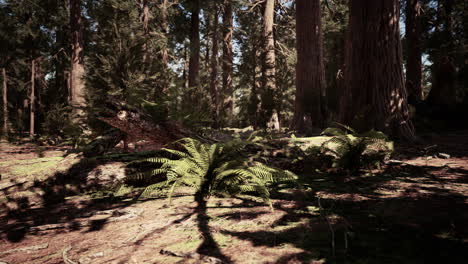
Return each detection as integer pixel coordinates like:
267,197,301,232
2,68,7,136
405,0,422,101
291,0,326,133
340,0,414,140
261,0,279,130
222,0,233,125
70,0,86,121
160,0,170,94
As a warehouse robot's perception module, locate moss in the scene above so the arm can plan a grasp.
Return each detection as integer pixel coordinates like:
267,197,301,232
0,157,64,178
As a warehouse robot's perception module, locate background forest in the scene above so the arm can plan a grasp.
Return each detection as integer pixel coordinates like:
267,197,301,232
0,0,466,142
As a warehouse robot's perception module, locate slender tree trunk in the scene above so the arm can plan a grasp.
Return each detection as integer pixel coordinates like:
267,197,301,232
141,0,150,63
210,4,220,127
339,0,414,140
291,0,326,133
183,45,189,91
188,0,200,101
405,0,423,101
2,68,7,136
261,0,279,130
222,0,233,125
70,0,86,120
160,0,170,94
30,59,35,138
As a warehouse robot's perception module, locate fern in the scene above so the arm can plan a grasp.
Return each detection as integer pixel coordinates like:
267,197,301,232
126,137,297,207
319,125,392,172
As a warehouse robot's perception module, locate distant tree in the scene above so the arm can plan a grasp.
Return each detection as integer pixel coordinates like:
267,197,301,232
222,0,233,125
2,68,7,136
210,2,220,127
292,0,326,133
261,0,279,130
70,0,86,121
188,0,200,101
340,0,414,140
405,0,423,101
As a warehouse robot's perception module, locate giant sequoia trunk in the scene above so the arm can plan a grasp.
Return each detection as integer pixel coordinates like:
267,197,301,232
291,0,326,133
405,0,423,101
340,0,414,140
70,0,86,120
188,0,200,98
2,68,7,136
261,0,279,130
222,0,233,125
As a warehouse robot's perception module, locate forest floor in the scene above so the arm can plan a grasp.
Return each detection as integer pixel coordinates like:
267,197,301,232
0,131,467,264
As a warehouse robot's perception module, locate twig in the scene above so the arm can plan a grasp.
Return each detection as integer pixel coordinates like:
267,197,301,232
62,246,78,264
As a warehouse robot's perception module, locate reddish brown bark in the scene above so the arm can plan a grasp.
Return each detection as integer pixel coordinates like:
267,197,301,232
340,0,414,140
261,0,279,130
291,0,326,132
70,0,86,119
188,0,200,94
222,0,233,124
405,0,423,101
30,59,35,138
2,68,7,136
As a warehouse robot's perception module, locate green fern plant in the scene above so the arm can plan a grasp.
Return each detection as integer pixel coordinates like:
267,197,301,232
319,123,392,172
126,137,297,208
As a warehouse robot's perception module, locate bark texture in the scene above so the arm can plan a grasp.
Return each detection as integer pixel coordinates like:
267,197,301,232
292,0,326,132
70,0,86,119
340,0,414,140
405,0,423,101
426,0,456,106
222,0,233,125
188,0,200,96
30,59,35,138
210,4,220,126
2,68,7,135
261,0,279,130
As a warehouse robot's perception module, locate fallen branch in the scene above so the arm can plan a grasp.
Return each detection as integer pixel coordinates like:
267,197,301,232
62,246,78,264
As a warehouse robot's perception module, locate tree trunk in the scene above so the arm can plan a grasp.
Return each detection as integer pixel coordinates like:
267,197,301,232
426,0,456,107
261,0,279,130
291,0,326,133
188,0,200,100
2,68,7,136
160,0,170,94
70,0,86,121
405,0,423,101
141,0,150,64
222,0,233,126
210,4,220,127
339,0,414,140
30,59,35,138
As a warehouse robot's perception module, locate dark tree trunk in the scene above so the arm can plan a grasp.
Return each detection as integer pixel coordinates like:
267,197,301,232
70,0,86,120
188,0,200,99
291,0,326,133
261,0,279,130
210,4,220,127
222,0,233,125
405,0,423,101
2,68,7,136
30,59,35,138
426,0,457,107
339,0,414,140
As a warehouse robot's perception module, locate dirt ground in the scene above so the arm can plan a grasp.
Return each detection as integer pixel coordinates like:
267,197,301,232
0,132,467,264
